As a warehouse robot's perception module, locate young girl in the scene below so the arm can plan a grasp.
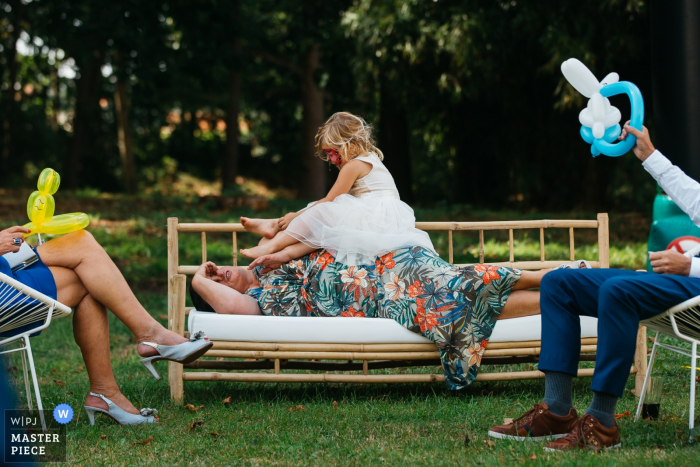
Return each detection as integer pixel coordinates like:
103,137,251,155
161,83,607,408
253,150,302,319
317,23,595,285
241,112,436,267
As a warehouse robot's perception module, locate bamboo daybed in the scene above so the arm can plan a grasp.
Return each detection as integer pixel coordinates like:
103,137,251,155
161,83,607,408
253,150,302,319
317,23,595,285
166,214,648,402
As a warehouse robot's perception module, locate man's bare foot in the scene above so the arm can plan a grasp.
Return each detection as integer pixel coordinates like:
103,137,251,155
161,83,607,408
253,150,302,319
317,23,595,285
240,217,279,239
136,327,189,358
248,252,293,269
85,389,141,415
240,244,274,259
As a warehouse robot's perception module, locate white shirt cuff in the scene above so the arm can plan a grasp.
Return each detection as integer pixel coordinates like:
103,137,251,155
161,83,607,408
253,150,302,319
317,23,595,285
690,257,700,278
642,150,671,179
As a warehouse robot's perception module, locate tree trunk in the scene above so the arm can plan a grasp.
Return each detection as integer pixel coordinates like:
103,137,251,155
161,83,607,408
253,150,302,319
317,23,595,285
298,43,326,200
222,42,242,191
65,50,105,189
379,77,414,203
113,77,136,194
1,7,20,184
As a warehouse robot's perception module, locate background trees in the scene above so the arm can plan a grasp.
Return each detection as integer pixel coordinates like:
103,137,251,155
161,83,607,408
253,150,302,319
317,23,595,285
0,0,653,211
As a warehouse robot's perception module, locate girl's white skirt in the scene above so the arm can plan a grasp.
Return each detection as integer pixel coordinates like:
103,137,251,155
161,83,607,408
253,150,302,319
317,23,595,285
284,194,436,266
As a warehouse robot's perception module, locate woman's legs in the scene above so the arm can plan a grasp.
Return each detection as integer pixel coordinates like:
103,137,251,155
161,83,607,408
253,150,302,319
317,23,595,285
52,266,139,414
38,230,187,357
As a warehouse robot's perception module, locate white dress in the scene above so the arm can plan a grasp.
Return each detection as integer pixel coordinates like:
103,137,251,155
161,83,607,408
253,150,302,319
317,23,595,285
284,153,436,266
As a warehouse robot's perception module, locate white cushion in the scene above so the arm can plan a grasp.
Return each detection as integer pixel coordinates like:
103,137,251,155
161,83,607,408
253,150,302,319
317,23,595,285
188,311,598,344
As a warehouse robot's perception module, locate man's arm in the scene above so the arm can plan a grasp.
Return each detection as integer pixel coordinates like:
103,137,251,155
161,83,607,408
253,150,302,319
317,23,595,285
622,124,700,277
191,263,262,315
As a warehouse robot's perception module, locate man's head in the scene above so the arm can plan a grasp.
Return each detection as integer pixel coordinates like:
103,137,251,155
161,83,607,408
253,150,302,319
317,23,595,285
189,262,256,312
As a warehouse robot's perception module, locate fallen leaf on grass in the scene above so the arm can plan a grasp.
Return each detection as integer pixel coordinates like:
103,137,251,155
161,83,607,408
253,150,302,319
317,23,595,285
99,435,107,440
483,440,495,448
210,432,221,437
287,405,306,413
614,410,630,420
464,433,470,446
332,401,338,409
76,366,84,371
529,454,537,460
158,314,168,320
184,404,204,412
53,379,64,388
222,396,232,405
503,417,513,425
133,436,153,446
189,420,204,431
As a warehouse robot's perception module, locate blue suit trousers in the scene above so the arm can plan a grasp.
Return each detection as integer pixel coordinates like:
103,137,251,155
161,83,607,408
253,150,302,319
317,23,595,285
538,268,700,397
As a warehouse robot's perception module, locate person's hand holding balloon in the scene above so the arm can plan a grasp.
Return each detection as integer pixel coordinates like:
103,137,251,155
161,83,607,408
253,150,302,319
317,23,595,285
0,226,30,255
618,121,656,162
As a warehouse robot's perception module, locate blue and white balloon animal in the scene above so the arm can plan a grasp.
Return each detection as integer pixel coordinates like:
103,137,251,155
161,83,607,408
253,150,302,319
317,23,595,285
561,58,644,157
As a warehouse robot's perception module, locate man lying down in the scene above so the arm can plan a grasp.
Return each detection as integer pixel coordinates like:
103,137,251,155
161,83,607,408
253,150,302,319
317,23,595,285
189,244,580,389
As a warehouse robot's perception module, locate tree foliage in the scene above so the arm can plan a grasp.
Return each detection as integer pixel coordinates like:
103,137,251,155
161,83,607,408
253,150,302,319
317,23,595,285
0,0,653,210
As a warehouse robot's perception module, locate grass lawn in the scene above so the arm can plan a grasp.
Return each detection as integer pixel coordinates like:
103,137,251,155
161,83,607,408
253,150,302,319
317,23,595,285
2,192,699,465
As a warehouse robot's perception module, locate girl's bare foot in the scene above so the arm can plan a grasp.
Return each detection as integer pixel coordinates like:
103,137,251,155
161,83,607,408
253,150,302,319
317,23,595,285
240,217,279,239
85,389,140,415
248,252,293,269
240,244,274,259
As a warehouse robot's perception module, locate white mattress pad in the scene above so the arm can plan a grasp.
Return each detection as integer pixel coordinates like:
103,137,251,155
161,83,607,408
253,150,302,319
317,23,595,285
188,311,598,344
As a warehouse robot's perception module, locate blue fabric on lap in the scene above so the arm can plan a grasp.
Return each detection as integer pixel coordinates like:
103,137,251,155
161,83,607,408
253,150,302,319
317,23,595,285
0,248,57,338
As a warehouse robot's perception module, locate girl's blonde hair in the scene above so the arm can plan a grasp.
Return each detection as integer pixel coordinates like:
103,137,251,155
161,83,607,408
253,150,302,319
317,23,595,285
314,112,384,162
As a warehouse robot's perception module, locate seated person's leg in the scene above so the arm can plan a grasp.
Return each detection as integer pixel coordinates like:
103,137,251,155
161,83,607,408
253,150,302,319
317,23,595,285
50,266,143,415
37,230,188,355
592,272,700,399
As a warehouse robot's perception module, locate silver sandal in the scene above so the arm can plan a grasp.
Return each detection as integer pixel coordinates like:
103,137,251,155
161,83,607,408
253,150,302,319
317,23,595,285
138,331,213,380
84,393,157,426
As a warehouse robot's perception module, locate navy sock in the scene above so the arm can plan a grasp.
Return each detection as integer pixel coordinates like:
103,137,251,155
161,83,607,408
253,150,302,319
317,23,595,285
542,371,573,416
586,391,618,428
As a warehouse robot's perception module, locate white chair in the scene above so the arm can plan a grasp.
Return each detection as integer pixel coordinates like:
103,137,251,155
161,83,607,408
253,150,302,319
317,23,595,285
0,272,71,431
635,295,700,440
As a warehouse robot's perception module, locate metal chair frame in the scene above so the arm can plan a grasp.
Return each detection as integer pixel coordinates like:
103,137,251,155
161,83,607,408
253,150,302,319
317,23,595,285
635,294,700,441
0,272,71,431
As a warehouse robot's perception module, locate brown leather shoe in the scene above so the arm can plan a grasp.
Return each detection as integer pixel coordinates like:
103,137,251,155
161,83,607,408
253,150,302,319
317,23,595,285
543,414,621,451
488,402,579,441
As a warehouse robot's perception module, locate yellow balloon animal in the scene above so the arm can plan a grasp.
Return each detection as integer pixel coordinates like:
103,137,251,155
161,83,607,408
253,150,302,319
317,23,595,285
23,168,90,237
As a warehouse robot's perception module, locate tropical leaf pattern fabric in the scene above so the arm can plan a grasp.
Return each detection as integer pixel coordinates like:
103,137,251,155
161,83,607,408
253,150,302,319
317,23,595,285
253,247,521,389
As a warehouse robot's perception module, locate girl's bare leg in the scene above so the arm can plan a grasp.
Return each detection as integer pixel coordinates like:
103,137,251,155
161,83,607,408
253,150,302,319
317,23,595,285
52,266,140,414
38,230,187,358
498,290,540,319
240,231,299,259
240,217,280,239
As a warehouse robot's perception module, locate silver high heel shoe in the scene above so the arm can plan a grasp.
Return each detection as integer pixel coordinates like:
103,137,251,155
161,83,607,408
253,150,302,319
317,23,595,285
139,331,213,380
84,393,158,426
556,259,592,270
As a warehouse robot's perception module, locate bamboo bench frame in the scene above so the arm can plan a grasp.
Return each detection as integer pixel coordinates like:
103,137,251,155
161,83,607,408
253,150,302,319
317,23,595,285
166,214,648,402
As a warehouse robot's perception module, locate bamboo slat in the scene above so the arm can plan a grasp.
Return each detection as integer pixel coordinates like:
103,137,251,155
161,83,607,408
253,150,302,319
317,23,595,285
509,229,514,263
414,220,599,231
203,345,597,360
201,232,207,263
233,232,238,267
181,367,605,383
569,227,575,261
209,338,597,352
211,342,439,352
168,274,186,402
479,230,485,263
539,228,545,261
597,213,610,268
179,223,247,232
448,230,454,264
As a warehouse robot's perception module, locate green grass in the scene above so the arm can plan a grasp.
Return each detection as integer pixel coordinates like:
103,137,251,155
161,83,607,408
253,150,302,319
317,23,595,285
1,193,696,465
5,296,699,466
